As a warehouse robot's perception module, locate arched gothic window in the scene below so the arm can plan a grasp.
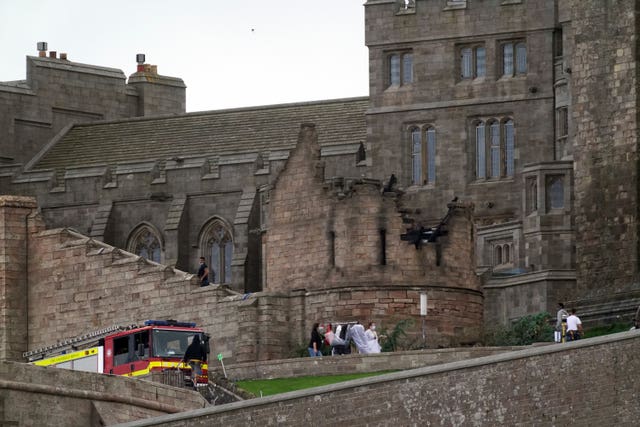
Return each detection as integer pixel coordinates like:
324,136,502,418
127,224,162,263
201,219,233,284
492,242,514,269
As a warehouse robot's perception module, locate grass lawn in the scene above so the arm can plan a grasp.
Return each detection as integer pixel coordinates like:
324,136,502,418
583,322,631,338
236,371,394,397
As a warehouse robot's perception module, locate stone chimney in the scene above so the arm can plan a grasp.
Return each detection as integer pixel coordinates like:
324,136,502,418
127,54,186,116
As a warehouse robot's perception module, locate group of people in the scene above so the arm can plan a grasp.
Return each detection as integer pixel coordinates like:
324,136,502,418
556,302,640,341
555,303,583,342
308,321,381,357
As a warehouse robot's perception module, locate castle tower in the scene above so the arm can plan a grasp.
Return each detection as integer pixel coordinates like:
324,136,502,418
571,0,640,298
265,123,483,347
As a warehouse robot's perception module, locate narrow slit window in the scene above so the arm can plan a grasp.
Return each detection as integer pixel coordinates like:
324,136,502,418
329,231,336,266
490,122,501,178
380,229,387,265
476,47,486,77
403,53,413,84
503,43,514,76
390,54,401,86
426,127,436,184
505,119,515,176
515,42,527,74
461,47,473,79
476,122,486,179
411,128,422,185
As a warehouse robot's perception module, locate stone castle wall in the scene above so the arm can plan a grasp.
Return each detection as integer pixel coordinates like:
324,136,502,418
121,331,640,426
364,0,556,221
0,360,206,426
0,196,38,361
0,145,361,293
210,345,521,380
265,124,483,347
571,0,640,297
264,124,332,289
0,195,253,363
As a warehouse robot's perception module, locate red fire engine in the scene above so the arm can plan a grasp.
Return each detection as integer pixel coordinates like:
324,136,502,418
23,320,210,386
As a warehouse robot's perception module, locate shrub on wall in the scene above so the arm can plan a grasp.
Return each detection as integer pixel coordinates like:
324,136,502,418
380,319,415,352
484,312,554,346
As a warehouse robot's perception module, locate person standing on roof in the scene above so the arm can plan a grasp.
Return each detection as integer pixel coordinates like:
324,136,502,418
197,256,210,287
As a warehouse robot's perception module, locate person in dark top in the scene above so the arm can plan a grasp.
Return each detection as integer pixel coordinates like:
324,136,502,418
197,257,209,287
308,323,323,357
182,335,207,385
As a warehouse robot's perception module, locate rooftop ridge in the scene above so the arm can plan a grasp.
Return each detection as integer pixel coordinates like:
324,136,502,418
67,96,370,128
0,79,28,87
27,55,125,78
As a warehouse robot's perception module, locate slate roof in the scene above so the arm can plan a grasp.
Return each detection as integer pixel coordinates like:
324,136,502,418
32,97,368,172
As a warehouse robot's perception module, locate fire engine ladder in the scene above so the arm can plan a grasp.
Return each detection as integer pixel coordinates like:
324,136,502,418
22,324,137,362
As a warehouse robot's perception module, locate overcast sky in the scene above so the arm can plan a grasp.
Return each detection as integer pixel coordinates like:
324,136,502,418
0,0,369,112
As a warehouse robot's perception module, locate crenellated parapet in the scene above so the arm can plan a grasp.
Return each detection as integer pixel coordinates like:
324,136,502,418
324,176,383,200
265,124,483,347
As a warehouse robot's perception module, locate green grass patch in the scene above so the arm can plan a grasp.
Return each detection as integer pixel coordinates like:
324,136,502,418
584,322,631,338
236,371,394,397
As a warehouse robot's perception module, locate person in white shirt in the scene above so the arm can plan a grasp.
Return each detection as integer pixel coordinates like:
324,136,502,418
365,322,381,353
565,308,583,341
350,323,381,354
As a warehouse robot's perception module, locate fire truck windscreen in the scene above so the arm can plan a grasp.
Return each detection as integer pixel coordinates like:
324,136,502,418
153,330,201,358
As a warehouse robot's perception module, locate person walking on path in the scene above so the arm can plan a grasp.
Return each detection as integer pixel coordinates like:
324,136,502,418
308,323,323,357
565,308,583,341
555,303,569,342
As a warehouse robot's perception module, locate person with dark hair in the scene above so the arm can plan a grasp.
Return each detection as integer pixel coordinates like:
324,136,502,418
565,308,583,341
197,256,209,287
182,334,207,387
555,302,569,342
633,304,640,329
308,323,323,357
365,321,381,353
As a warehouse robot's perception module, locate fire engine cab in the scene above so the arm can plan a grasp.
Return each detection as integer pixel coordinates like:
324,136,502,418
23,320,210,386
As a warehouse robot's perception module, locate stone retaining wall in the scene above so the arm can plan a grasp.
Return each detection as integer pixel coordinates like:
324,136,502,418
115,331,640,426
210,346,524,380
0,361,206,426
